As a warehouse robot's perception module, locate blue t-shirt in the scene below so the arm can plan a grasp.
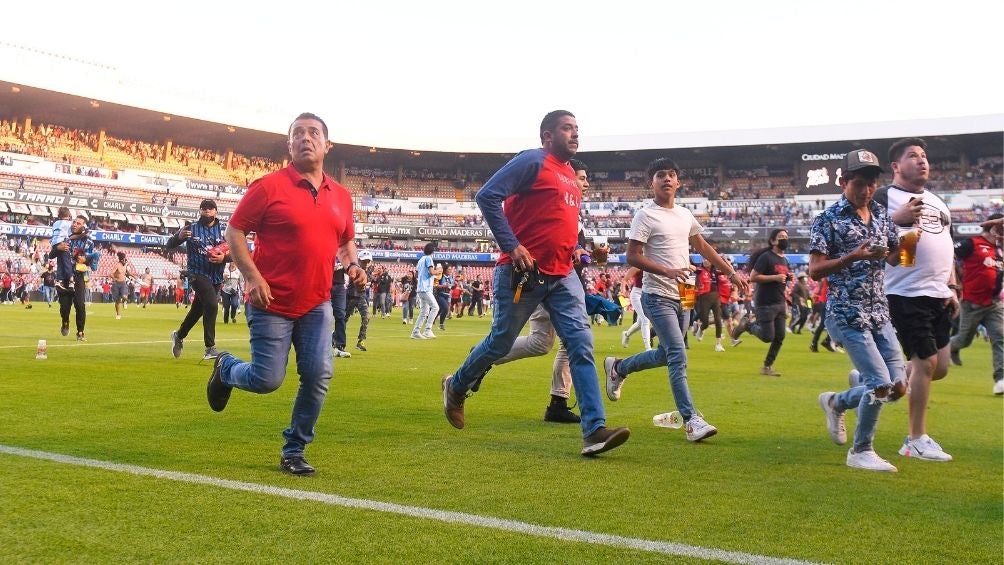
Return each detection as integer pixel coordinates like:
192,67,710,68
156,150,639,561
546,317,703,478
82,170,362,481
416,255,435,292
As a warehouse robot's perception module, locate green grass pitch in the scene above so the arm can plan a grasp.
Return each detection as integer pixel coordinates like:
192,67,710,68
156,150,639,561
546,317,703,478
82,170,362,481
0,302,1000,563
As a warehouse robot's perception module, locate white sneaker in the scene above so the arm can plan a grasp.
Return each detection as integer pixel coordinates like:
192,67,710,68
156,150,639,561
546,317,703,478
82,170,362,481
603,357,624,401
714,343,725,352
620,331,629,348
685,414,717,442
410,333,426,340
818,392,847,445
993,380,1004,395
334,348,352,358
422,330,437,339
694,324,703,341
846,449,897,472
898,435,953,461
170,331,183,358
834,344,846,354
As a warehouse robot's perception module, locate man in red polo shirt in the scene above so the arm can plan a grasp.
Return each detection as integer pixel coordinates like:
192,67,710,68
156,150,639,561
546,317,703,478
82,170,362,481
207,112,367,476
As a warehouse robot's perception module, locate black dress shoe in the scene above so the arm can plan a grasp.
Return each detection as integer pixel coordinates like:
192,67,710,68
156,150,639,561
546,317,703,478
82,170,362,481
279,456,315,475
206,352,234,412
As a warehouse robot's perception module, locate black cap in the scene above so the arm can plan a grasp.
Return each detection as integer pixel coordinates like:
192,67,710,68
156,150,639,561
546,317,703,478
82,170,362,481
843,149,884,174
199,199,218,210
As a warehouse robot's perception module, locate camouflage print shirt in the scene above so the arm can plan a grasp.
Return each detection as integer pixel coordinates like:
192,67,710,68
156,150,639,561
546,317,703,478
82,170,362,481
808,196,899,331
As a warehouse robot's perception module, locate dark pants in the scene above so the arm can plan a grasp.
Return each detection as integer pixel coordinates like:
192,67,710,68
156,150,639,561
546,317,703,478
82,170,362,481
58,273,87,333
222,291,241,322
467,293,484,316
812,307,829,347
435,293,450,325
790,304,809,333
330,283,347,348
176,274,218,348
402,295,415,321
750,302,787,367
695,292,723,337
346,292,368,341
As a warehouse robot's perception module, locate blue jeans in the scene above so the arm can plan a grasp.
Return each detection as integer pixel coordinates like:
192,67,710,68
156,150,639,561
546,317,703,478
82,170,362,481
825,317,906,453
42,285,56,305
447,264,606,436
616,293,696,421
218,302,333,458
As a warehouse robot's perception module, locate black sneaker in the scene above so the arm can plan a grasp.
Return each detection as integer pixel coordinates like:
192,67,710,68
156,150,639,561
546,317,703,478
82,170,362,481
809,343,819,353
278,456,315,476
356,340,367,352
544,403,581,424
206,352,234,412
61,322,69,337
76,332,86,342
581,426,630,456
822,340,836,353
950,349,962,366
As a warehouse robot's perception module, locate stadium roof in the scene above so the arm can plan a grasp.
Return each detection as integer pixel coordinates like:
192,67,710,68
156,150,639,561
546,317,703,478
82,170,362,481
2,79,1001,176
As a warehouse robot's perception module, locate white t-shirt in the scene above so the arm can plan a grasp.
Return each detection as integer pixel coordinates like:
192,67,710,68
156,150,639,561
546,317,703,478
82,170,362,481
883,185,954,299
628,203,702,299
222,267,243,294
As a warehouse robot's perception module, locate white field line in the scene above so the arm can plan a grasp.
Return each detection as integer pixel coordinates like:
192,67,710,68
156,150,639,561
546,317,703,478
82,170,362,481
0,444,824,565
0,332,490,349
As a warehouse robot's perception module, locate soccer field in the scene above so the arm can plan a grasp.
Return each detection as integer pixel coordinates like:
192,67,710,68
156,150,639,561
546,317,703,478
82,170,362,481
1,302,1001,563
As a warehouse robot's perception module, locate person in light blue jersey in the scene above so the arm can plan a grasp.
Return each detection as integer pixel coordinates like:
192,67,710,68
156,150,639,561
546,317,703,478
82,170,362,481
412,242,440,339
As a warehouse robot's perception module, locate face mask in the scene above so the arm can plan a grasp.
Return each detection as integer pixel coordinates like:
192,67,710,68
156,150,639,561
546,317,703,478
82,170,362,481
776,239,789,251
199,215,214,226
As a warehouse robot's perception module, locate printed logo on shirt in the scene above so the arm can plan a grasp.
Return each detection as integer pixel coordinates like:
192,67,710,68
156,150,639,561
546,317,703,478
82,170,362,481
917,203,950,235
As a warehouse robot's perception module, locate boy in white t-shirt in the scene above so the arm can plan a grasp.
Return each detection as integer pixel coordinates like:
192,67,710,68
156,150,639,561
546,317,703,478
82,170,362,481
602,157,749,442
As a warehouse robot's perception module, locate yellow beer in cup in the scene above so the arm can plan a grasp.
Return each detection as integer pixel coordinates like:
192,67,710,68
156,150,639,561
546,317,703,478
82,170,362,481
678,274,697,309
898,228,919,267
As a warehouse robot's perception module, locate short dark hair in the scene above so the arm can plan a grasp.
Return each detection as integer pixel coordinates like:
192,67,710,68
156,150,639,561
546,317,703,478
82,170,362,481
646,157,680,180
290,112,329,139
569,158,588,173
199,199,217,210
539,110,574,142
423,242,436,255
75,214,88,222
888,137,927,164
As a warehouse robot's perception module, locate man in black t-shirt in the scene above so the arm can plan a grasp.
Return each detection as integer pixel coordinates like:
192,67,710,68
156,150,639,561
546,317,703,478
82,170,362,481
467,276,485,317
41,264,56,308
732,229,792,376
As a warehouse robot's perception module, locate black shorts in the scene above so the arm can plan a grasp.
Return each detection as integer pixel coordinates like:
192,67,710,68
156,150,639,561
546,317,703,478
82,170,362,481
887,294,952,360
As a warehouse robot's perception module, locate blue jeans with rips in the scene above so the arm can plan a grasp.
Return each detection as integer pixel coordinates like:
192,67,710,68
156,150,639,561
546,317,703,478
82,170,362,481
825,317,906,453
616,292,697,420
446,263,606,437
217,302,333,458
